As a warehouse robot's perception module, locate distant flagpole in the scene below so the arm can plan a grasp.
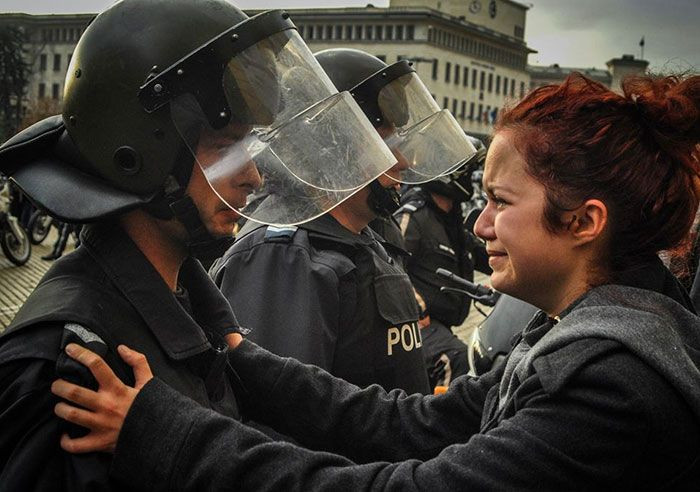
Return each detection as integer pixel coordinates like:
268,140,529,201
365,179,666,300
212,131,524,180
639,36,645,59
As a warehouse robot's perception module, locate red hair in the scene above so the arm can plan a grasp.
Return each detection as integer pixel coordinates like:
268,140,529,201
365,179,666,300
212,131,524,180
496,73,700,276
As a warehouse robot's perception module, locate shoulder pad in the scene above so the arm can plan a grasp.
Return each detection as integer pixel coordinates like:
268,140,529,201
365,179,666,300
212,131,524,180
64,322,106,346
264,225,299,243
394,198,426,216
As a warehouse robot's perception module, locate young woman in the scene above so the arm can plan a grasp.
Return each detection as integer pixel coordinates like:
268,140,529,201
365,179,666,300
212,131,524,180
51,73,700,489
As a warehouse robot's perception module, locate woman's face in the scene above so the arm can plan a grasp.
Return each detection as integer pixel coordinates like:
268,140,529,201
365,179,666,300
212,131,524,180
474,131,581,312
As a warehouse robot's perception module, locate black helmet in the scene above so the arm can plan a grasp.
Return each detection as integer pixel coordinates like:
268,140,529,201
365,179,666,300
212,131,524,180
422,135,487,202
62,0,250,199
314,48,402,216
315,48,479,188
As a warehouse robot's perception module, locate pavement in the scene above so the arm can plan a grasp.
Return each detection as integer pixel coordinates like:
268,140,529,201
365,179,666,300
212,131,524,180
0,233,492,342
0,228,76,332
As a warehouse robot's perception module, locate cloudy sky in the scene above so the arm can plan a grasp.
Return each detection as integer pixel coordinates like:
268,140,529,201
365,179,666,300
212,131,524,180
2,0,697,72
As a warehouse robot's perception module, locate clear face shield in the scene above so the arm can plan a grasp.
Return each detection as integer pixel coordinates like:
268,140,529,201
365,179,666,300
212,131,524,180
139,11,396,226
351,61,477,184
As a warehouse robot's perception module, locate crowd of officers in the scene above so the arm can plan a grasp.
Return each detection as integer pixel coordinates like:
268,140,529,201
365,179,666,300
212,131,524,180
0,0,489,487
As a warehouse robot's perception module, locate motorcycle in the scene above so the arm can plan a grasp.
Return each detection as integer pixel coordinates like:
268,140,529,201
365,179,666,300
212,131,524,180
0,176,31,266
26,209,56,245
436,268,539,376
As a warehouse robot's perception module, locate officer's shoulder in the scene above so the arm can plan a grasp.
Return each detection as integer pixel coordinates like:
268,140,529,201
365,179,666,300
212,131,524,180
394,197,427,217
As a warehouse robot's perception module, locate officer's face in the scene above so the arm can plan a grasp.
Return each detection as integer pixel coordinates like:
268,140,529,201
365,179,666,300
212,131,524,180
189,125,262,237
473,131,577,311
377,124,408,190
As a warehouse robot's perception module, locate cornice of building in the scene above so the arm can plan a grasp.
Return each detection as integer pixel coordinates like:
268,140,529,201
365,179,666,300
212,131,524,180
0,12,94,24
246,6,536,53
527,64,612,82
1,8,536,54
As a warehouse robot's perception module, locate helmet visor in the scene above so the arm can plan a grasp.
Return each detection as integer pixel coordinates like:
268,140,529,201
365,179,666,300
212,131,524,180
378,72,477,184
166,19,395,226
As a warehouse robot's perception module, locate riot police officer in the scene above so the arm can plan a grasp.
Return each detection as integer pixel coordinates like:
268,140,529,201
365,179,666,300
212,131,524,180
0,2,394,489
396,137,491,389
211,48,477,394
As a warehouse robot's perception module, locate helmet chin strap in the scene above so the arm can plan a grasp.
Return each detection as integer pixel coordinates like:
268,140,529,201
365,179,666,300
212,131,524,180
169,194,234,265
145,174,233,265
368,179,400,217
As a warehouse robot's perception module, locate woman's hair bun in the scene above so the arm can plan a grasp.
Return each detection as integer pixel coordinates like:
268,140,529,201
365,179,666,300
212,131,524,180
623,75,700,158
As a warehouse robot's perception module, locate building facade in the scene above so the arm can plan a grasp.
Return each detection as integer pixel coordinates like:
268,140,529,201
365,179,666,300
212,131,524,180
2,0,534,138
3,13,91,119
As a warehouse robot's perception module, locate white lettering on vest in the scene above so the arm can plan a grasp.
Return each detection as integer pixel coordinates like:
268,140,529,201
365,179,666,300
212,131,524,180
387,322,421,355
387,327,401,355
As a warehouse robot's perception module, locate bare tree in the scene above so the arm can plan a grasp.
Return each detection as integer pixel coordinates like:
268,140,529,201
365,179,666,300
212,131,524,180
0,23,30,141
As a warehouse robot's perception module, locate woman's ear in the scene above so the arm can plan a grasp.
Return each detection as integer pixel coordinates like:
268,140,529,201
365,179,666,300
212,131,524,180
565,199,608,246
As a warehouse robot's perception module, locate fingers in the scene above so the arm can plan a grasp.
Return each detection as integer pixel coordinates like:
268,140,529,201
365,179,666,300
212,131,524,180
60,432,114,454
54,401,100,430
51,379,99,410
64,343,119,390
117,345,153,389
225,332,243,349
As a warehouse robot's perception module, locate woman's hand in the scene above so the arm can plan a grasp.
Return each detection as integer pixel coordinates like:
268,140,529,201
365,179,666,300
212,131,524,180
51,343,153,454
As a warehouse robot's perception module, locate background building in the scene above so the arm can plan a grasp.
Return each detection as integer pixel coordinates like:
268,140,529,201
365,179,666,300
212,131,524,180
528,54,649,93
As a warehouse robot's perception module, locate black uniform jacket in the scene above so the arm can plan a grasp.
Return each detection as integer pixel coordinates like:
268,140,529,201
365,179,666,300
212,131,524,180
110,260,700,490
0,223,241,491
395,188,480,327
210,214,430,394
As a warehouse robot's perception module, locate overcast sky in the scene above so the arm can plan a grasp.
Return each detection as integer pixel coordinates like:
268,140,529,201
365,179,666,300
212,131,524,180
1,0,697,72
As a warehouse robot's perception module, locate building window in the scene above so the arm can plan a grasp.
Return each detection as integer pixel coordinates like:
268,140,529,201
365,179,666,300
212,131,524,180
445,62,451,83
452,98,457,115
335,25,343,39
478,104,483,122
454,64,460,85
407,25,414,40
471,69,477,89
463,66,468,87
510,79,515,97
39,83,46,99
479,71,485,91
443,96,449,109
485,105,491,124
345,25,353,39
53,54,61,71
514,25,524,39
496,75,501,94
52,83,60,100
492,107,499,123
396,25,404,40
40,54,47,71
487,73,493,93
469,102,475,120
307,25,314,40
503,76,508,95
520,81,526,98
365,25,373,40
387,25,394,39
432,59,438,80
355,25,363,40
376,25,383,40
460,100,466,119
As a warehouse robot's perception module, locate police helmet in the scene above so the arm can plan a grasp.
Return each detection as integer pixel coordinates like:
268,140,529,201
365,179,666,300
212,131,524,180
422,135,487,201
